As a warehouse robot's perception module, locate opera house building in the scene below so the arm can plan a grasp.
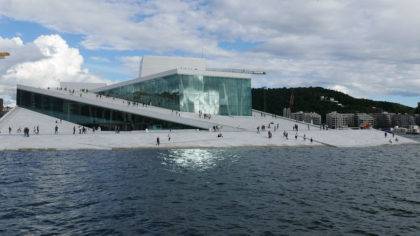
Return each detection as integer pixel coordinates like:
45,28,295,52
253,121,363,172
16,56,256,131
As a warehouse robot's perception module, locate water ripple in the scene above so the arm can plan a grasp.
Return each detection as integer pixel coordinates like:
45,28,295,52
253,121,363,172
0,143,419,235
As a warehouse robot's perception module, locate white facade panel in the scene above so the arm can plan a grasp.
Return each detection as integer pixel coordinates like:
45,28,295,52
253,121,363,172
139,56,206,78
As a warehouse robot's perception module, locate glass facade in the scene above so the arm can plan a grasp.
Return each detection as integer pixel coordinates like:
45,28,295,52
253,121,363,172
17,89,197,131
99,74,252,116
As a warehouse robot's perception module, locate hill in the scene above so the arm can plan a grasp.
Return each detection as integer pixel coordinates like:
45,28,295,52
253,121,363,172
251,87,415,119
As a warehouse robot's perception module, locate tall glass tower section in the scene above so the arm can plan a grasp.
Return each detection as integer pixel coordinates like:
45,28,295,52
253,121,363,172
99,73,252,116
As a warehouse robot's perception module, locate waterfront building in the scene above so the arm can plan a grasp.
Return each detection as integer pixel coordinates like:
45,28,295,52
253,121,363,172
354,113,374,128
372,112,393,129
415,114,420,126
291,111,321,125
326,111,346,129
326,112,362,129
342,113,356,127
391,113,416,128
16,56,254,131
283,107,291,118
290,111,304,122
97,56,251,116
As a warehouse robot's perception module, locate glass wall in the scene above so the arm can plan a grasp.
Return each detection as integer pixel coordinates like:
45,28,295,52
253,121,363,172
99,74,252,116
100,75,181,111
17,89,197,131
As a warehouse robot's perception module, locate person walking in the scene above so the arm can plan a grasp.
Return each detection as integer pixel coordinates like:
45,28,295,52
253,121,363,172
8,126,11,134
156,137,160,146
73,126,76,135
54,125,58,135
24,127,29,137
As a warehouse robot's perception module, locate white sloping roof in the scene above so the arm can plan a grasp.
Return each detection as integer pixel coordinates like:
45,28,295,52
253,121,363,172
139,56,206,78
0,107,82,135
16,84,244,131
60,82,107,91
93,68,250,93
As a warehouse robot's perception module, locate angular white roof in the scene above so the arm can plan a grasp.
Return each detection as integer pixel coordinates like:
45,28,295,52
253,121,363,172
94,68,251,93
139,55,206,78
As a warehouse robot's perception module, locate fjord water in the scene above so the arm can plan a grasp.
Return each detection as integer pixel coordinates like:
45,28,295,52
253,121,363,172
1,142,419,235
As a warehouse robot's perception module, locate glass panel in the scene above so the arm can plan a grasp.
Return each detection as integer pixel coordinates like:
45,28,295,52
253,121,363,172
99,73,252,116
16,89,197,131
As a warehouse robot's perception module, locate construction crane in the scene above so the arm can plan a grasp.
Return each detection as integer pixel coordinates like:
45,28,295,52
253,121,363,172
0,52,10,59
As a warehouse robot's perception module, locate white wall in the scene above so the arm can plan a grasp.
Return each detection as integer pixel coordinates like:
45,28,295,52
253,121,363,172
139,56,206,78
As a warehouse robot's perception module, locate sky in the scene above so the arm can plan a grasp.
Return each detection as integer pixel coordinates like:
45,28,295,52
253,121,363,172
1,0,420,107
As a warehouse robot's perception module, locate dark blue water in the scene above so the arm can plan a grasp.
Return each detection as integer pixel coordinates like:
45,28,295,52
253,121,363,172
1,142,419,235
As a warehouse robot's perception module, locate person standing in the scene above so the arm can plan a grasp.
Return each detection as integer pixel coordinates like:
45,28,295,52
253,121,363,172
54,125,58,135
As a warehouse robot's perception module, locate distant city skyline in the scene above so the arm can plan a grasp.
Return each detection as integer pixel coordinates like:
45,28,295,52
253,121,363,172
1,0,420,107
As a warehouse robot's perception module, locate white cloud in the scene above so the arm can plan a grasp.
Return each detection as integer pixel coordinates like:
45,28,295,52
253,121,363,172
1,0,420,104
118,56,141,78
0,34,106,105
0,0,228,56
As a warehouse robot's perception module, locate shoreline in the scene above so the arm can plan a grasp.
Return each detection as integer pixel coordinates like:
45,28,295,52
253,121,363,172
0,129,417,151
1,142,418,152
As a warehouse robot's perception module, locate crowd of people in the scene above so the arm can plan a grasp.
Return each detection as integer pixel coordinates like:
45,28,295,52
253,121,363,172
256,122,316,144
6,125,40,137
198,110,212,119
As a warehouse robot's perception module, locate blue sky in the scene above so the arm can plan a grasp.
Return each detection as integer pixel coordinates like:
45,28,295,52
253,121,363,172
1,0,420,107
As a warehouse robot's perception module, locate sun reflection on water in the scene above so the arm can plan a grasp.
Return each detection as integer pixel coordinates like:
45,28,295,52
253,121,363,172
162,148,226,171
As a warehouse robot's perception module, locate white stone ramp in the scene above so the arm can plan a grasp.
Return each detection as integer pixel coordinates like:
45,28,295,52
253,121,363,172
0,107,82,135
19,85,318,132
18,85,242,131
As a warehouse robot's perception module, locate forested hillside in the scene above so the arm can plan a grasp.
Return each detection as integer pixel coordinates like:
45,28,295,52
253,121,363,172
251,87,415,118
